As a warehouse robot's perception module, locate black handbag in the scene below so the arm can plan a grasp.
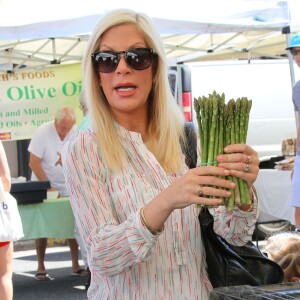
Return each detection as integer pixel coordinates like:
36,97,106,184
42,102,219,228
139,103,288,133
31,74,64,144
181,122,284,287
199,207,284,288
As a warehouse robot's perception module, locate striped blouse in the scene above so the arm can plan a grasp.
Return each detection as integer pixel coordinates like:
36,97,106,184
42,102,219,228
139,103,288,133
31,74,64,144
62,124,258,300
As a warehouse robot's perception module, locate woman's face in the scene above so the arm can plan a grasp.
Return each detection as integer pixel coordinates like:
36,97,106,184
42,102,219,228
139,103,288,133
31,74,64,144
98,23,154,123
293,47,300,68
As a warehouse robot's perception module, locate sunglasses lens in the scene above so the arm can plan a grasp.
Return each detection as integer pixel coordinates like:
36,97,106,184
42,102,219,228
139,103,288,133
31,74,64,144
92,51,119,73
291,49,300,56
92,48,156,73
125,48,154,70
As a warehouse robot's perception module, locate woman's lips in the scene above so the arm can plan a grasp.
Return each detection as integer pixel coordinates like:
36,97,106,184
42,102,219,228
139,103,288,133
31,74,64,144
115,86,135,91
115,85,136,96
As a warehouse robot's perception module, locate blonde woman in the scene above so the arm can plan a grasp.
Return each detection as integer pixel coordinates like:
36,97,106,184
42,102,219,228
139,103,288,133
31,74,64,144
62,9,259,299
0,141,13,300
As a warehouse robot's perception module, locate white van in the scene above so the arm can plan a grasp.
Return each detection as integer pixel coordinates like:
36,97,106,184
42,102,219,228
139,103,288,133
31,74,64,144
189,59,299,158
170,60,300,238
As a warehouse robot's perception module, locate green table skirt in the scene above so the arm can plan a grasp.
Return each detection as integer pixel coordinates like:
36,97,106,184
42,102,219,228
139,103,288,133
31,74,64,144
18,197,75,240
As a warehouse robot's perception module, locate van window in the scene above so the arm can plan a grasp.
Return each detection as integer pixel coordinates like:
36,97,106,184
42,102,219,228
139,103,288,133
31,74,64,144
168,65,193,122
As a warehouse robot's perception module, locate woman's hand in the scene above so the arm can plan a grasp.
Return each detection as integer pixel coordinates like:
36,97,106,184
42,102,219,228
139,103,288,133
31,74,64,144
159,166,236,211
145,145,258,230
216,144,259,189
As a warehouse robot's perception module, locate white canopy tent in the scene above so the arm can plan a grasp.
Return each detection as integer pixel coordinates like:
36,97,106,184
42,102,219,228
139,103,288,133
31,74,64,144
1,0,300,178
0,0,299,72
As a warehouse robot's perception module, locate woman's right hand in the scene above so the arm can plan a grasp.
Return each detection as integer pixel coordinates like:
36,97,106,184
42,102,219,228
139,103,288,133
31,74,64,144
160,166,235,211
143,166,235,234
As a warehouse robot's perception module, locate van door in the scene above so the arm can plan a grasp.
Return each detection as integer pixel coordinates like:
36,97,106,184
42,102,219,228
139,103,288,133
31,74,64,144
168,64,193,122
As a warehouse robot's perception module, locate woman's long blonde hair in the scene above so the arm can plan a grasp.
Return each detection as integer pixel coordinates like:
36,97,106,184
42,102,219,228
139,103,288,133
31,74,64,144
82,9,186,172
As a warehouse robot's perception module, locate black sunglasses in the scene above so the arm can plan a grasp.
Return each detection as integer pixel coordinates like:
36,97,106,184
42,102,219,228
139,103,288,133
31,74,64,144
290,48,300,56
91,48,157,73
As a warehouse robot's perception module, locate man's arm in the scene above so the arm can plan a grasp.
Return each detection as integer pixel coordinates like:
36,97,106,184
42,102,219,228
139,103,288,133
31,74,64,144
29,152,48,181
297,112,300,151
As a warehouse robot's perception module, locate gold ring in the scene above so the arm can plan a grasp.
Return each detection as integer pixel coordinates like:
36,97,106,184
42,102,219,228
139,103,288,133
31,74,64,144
244,164,250,173
198,185,204,197
246,155,251,164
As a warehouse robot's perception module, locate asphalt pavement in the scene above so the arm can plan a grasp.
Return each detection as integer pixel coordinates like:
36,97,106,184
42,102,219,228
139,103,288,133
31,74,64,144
13,243,88,300
12,239,267,299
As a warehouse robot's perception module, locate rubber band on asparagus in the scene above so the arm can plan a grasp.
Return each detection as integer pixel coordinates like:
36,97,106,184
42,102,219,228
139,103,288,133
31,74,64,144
199,161,217,166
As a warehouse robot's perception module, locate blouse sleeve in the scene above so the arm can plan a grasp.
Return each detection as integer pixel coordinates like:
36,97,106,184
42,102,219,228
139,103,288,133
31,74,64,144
62,131,160,277
212,191,259,246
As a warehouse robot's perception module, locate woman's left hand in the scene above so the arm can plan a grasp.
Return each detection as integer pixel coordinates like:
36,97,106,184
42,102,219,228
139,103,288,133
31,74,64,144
216,144,259,189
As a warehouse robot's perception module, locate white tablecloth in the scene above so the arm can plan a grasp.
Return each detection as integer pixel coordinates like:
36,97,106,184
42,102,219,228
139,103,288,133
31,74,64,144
254,169,295,225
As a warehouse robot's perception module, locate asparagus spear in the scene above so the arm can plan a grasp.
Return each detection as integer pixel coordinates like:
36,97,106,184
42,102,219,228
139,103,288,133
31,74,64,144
207,92,218,166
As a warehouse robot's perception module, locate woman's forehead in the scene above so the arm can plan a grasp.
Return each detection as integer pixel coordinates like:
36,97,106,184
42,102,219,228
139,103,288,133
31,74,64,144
100,23,146,49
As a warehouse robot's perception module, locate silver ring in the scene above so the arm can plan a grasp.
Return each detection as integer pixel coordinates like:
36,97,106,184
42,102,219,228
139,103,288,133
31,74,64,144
244,164,251,173
246,155,251,164
198,185,204,197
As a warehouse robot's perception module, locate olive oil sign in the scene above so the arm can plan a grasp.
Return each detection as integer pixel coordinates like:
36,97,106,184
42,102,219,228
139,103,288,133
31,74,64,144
0,63,82,140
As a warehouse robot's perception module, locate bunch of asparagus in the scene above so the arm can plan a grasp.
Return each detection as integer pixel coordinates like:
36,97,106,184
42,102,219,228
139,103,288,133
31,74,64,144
193,91,252,211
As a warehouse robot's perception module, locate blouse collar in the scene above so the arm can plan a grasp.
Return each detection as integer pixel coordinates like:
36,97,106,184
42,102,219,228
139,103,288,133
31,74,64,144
115,122,144,143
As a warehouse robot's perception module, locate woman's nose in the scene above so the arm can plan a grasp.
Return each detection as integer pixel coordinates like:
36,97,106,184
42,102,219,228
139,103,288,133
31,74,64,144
116,53,131,73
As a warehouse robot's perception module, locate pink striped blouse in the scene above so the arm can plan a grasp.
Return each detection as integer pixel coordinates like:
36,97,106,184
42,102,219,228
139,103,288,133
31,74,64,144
62,125,258,300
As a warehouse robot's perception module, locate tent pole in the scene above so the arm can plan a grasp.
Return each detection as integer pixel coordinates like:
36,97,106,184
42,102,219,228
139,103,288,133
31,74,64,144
176,64,183,110
286,34,296,87
283,26,298,129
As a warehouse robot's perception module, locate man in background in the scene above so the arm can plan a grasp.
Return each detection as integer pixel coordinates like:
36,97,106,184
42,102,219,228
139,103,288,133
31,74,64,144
28,106,87,281
287,33,300,229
